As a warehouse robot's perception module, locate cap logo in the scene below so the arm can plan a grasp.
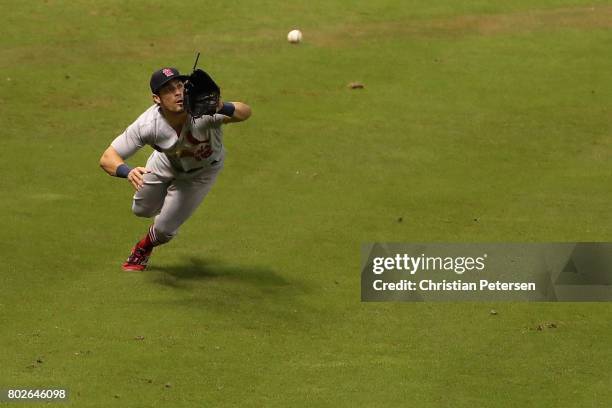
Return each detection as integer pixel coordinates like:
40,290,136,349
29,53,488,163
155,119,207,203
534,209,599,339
162,68,174,77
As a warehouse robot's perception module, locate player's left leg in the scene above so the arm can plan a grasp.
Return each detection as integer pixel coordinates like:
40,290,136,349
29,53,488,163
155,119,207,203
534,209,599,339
152,166,222,244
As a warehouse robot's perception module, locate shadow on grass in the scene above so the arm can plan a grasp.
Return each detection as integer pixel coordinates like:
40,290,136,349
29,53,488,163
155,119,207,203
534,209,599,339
146,257,308,296
141,257,317,328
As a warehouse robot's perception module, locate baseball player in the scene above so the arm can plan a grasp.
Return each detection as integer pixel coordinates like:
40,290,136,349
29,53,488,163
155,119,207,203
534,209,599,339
99,66,251,271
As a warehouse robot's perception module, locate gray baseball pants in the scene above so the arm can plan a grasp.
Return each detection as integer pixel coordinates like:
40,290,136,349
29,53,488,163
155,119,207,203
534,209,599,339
131,166,222,244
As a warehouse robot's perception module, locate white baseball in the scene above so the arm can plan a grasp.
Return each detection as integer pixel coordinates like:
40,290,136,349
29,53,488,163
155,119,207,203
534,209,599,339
287,29,303,44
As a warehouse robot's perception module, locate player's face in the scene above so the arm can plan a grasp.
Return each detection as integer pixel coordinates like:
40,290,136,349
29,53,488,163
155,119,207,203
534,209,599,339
153,79,185,113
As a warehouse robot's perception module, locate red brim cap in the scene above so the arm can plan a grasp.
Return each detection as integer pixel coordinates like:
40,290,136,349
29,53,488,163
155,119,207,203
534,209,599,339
150,67,189,93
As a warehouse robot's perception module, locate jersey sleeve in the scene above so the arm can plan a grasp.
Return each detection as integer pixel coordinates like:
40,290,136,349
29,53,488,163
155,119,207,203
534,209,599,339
192,114,224,132
211,114,224,128
110,121,153,159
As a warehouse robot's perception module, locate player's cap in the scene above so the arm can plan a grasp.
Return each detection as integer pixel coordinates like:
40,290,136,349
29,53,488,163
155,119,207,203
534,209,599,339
150,67,189,94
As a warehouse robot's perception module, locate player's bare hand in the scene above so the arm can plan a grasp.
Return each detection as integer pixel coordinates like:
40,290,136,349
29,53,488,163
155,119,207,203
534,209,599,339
128,167,150,190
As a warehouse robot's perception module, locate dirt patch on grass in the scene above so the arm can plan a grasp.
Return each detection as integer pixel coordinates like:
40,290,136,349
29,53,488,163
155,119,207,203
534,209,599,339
311,5,612,46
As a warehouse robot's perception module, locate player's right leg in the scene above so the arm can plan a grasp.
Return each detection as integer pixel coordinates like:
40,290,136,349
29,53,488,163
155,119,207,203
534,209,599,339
132,173,170,218
122,225,157,271
123,173,171,271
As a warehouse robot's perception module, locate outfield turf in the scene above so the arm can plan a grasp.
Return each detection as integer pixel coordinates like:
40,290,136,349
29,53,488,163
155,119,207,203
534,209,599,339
1,0,612,406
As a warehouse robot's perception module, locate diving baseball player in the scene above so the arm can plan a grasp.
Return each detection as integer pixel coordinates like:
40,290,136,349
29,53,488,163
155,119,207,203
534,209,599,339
99,66,252,271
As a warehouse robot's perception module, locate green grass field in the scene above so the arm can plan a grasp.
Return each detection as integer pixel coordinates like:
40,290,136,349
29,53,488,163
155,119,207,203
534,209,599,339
2,0,612,406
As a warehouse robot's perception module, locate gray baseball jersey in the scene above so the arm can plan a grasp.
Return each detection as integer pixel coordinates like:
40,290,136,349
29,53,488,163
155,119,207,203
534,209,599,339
111,104,225,178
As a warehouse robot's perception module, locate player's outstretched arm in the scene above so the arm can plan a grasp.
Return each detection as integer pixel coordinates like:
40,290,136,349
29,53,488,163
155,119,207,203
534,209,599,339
99,145,150,190
219,101,252,124
99,145,125,176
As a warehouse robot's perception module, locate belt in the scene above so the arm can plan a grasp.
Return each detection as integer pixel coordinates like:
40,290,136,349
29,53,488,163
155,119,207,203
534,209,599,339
185,160,219,173
164,153,219,173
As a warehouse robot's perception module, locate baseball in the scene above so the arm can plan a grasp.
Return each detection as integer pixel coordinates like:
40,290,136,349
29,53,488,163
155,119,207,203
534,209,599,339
287,29,303,44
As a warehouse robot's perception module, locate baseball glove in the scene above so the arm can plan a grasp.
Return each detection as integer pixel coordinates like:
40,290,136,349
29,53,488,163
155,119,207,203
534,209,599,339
183,69,220,118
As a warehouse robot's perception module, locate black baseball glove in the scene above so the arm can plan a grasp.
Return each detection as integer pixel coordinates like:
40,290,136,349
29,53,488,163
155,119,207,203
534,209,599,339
183,69,220,118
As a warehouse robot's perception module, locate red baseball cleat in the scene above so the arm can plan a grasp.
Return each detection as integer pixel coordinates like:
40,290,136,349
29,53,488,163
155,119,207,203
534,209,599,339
122,245,153,271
